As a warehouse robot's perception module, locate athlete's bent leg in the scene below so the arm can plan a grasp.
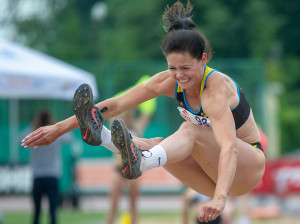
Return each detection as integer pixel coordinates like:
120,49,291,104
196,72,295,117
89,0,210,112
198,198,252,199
164,156,216,196
112,120,265,196
160,122,265,195
136,121,264,195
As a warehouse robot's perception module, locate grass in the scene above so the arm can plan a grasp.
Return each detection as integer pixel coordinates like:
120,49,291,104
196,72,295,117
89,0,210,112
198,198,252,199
2,210,104,224
1,210,182,224
2,210,300,224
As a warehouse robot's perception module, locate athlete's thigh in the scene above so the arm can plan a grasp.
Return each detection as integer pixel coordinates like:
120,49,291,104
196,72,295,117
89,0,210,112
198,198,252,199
230,140,265,194
164,156,216,197
189,125,265,195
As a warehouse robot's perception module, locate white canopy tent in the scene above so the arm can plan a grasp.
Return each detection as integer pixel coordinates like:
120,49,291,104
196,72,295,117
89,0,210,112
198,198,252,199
0,39,99,163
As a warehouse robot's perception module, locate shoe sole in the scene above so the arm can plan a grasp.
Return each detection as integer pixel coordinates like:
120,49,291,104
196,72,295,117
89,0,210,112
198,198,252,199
73,84,98,145
111,119,140,179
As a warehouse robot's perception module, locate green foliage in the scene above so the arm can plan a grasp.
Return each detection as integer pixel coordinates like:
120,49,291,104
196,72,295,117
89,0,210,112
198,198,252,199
12,0,298,60
278,57,300,153
100,0,165,60
280,106,300,154
191,0,283,58
272,0,300,58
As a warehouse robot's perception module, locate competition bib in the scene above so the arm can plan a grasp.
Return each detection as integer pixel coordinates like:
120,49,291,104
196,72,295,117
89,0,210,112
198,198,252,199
177,107,211,127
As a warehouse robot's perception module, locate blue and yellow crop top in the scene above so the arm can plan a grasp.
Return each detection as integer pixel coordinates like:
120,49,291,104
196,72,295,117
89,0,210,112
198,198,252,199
175,66,251,130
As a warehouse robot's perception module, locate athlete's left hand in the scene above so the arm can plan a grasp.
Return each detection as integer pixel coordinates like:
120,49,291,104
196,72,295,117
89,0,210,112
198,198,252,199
197,197,226,223
21,124,60,148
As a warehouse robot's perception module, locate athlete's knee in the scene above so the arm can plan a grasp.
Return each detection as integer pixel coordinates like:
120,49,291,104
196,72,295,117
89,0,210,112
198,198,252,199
178,122,198,140
179,121,194,131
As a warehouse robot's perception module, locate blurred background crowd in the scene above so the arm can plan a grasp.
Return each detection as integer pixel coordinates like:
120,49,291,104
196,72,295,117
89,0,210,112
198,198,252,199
0,0,300,224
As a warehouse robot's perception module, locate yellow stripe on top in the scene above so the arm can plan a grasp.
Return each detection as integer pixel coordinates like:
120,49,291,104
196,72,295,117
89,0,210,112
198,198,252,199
200,66,214,96
177,82,183,93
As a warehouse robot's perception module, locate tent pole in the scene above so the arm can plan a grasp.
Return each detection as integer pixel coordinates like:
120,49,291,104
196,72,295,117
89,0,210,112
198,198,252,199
9,99,19,164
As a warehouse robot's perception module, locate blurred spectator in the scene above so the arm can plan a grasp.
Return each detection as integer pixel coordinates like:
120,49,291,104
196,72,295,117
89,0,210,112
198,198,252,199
106,76,157,224
22,110,72,224
183,188,222,224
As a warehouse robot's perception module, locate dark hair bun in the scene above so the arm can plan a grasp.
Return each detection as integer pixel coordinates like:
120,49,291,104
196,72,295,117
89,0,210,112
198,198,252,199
168,18,196,32
163,1,196,33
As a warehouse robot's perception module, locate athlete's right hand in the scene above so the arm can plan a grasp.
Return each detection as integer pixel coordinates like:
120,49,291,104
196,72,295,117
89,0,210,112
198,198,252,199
21,124,60,148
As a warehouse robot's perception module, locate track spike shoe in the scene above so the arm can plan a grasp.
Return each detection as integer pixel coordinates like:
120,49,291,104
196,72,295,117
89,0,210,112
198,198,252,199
111,119,142,179
72,83,104,146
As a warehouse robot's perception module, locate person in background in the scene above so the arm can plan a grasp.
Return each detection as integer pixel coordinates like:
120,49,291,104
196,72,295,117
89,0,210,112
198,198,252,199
107,76,157,224
23,110,72,224
183,188,222,224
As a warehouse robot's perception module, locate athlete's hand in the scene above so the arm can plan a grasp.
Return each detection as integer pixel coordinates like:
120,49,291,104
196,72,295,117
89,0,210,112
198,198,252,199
197,197,225,223
21,124,60,148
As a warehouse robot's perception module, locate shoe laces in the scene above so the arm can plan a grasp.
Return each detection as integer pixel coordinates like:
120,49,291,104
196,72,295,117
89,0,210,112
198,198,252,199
89,116,98,129
130,140,140,165
89,111,102,129
90,106,106,129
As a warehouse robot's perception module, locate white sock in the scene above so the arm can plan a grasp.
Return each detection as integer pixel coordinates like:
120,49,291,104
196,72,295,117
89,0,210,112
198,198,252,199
100,125,119,153
140,145,167,173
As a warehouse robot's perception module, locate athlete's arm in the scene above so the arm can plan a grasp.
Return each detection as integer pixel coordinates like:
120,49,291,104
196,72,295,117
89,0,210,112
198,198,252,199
22,70,175,148
94,70,176,119
198,75,238,221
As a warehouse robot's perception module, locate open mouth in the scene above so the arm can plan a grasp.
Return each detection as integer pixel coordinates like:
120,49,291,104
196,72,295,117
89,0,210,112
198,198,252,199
178,78,190,85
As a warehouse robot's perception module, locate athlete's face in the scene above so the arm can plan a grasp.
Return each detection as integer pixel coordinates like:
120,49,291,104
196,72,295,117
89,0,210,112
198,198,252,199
166,52,207,90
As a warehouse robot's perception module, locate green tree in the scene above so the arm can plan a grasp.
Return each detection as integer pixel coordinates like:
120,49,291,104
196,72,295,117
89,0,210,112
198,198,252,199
270,0,300,153
11,0,286,60
14,0,100,60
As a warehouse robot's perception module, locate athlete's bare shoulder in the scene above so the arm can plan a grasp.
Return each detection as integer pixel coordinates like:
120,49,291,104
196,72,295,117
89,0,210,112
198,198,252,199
203,70,239,110
205,70,226,87
145,70,176,98
203,70,226,98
